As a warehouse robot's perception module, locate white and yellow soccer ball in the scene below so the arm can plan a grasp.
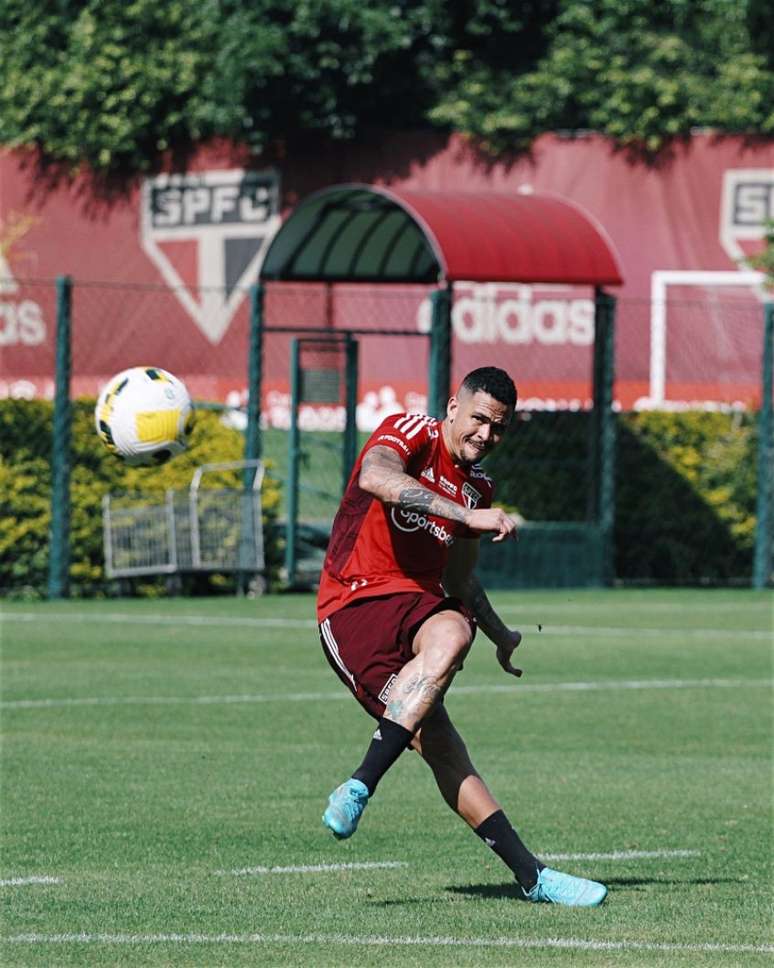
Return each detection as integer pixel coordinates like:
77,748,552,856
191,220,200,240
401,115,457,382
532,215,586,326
95,366,195,466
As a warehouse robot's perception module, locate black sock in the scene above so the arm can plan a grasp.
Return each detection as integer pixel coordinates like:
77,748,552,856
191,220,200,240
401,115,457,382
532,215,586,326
352,718,414,795
474,809,544,891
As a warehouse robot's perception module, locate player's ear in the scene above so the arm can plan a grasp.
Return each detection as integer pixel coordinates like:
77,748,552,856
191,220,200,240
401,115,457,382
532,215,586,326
446,395,458,422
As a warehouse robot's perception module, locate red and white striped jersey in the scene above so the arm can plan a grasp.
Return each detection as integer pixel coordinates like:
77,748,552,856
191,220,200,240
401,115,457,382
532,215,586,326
317,412,494,622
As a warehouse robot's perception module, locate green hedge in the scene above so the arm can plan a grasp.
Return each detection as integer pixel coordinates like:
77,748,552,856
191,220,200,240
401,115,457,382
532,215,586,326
616,412,756,582
0,402,761,592
0,399,281,596
484,410,758,583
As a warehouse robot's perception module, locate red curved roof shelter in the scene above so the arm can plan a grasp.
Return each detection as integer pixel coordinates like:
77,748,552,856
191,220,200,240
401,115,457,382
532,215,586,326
260,184,623,287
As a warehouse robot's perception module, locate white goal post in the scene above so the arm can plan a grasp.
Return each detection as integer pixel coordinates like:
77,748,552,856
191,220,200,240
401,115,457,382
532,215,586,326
648,270,765,407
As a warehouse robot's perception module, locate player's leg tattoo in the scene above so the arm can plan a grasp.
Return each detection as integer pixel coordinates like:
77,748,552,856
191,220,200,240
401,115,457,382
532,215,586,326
385,673,443,726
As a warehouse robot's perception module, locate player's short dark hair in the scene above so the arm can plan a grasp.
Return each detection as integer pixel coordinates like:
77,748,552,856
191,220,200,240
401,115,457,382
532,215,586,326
460,367,517,408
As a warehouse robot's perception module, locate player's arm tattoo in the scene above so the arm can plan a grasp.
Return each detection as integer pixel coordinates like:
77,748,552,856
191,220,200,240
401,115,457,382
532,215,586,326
396,486,471,525
360,447,471,525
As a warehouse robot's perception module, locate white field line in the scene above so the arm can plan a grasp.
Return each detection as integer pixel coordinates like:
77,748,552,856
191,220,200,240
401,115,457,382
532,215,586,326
541,849,700,861
2,678,770,710
4,931,772,955
216,851,699,877
0,876,61,887
1,610,770,640
0,852,698,893
527,625,772,640
215,861,408,876
454,678,772,696
497,600,773,613
1,611,316,630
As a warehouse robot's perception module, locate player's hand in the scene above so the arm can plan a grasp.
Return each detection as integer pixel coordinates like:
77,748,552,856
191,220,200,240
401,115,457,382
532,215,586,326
467,507,519,543
495,629,523,678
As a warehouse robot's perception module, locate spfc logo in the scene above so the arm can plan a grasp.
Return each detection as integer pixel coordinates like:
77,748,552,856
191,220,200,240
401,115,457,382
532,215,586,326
141,169,281,344
719,169,773,265
462,482,481,509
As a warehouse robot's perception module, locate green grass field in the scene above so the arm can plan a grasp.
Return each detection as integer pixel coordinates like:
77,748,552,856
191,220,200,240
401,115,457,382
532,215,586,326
1,589,772,967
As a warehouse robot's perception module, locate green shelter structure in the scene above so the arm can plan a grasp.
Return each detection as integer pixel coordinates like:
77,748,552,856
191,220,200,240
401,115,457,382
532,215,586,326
249,183,624,588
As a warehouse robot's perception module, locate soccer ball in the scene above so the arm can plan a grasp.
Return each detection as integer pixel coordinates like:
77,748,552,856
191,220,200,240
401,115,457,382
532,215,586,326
95,366,195,466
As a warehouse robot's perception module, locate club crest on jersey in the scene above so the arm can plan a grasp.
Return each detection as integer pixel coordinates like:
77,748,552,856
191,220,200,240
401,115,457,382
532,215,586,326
141,169,281,344
462,482,482,509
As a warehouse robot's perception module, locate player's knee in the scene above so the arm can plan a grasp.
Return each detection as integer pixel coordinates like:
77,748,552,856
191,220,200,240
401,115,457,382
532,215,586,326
416,612,473,676
444,614,474,666
446,636,472,675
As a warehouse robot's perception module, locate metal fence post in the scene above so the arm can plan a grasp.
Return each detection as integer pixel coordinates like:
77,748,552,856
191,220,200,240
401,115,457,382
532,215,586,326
753,301,773,588
245,284,264,468
240,283,264,594
428,283,452,418
592,288,617,586
342,333,359,492
285,338,301,586
48,275,72,599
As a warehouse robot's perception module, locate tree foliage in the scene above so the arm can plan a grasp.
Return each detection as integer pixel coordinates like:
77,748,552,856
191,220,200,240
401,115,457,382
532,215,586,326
429,0,774,154
0,0,448,175
0,1,215,172
0,0,771,176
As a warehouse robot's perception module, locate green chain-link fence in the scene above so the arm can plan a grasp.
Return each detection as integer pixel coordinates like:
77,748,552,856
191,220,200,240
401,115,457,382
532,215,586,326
0,276,771,595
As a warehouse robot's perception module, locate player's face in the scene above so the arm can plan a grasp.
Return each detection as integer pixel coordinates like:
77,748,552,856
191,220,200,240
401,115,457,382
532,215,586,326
444,389,513,466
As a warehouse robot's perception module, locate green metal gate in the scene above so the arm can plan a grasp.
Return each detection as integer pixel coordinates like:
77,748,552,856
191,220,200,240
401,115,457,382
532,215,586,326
284,333,358,587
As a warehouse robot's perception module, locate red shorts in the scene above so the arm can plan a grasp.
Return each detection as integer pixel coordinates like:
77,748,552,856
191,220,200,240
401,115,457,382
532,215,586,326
318,591,475,719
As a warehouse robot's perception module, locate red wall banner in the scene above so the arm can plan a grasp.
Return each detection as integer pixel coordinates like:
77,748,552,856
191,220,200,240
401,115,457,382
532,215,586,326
1,132,771,416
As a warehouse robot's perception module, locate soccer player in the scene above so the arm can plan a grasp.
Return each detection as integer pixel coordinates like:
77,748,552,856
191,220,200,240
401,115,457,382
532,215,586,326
317,367,607,907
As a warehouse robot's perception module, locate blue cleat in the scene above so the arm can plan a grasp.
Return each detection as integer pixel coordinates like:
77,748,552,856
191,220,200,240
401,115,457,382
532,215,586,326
322,779,370,840
522,866,608,907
